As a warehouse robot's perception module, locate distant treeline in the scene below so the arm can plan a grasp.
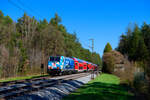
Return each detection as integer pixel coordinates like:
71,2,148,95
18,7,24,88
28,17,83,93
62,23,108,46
0,11,101,78
117,23,150,62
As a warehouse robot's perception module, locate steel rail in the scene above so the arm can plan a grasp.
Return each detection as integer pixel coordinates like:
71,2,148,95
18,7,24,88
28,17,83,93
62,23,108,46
0,72,90,100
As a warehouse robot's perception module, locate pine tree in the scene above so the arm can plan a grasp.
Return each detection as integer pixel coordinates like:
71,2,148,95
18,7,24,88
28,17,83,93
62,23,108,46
129,25,141,61
117,27,133,55
4,15,13,25
38,19,48,32
137,38,149,61
141,22,150,52
104,42,112,53
0,10,4,23
117,34,128,54
50,13,61,28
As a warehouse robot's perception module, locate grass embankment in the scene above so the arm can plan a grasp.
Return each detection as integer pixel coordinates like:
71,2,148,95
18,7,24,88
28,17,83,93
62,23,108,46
0,74,49,82
63,74,134,100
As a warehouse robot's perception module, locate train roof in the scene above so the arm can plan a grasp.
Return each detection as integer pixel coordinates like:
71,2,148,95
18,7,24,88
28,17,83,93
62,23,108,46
49,56,98,65
72,57,94,64
71,57,86,63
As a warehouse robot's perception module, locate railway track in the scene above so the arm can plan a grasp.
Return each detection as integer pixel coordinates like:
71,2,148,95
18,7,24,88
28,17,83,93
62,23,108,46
0,72,90,100
0,76,51,87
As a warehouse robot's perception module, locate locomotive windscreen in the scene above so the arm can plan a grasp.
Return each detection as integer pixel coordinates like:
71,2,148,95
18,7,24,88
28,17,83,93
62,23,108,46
50,57,60,62
55,57,60,61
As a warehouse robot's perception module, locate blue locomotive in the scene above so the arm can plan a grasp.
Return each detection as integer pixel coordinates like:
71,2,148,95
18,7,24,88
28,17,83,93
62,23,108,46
47,56,75,75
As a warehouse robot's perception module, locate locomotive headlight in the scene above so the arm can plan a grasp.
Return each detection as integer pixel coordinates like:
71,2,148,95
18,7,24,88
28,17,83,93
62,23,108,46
48,66,52,69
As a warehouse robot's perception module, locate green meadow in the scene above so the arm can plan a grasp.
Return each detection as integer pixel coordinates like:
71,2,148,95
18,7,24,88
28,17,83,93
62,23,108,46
63,74,134,100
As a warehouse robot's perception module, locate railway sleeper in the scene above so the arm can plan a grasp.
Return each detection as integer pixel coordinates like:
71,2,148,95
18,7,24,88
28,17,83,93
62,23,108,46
30,79,55,86
0,84,29,95
0,88,29,99
30,81,57,91
0,79,55,94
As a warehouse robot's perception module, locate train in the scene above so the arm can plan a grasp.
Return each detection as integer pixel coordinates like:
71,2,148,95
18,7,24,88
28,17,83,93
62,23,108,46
47,56,98,75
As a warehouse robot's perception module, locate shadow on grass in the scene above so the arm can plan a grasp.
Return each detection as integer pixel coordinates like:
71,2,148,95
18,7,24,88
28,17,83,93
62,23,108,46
63,82,135,100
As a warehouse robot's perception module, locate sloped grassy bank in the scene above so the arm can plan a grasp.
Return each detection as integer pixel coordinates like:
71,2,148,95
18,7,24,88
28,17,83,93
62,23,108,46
63,74,134,100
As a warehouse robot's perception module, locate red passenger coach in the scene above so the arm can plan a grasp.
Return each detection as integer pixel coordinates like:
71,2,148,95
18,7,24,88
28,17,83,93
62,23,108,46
78,61,84,72
82,61,88,71
92,64,95,70
71,57,97,72
71,57,85,72
87,63,92,71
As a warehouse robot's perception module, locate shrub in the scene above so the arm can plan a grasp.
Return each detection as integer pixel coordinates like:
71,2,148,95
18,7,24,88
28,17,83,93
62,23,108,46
133,72,149,95
103,51,136,85
102,50,124,73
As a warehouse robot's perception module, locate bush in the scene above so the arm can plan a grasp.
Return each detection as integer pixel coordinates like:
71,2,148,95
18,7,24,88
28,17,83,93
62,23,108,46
102,51,137,85
102,50,124,73
133,72,149,95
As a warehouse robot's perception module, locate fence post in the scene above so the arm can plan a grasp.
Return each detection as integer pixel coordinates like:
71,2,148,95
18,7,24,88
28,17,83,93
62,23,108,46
41,63,44,76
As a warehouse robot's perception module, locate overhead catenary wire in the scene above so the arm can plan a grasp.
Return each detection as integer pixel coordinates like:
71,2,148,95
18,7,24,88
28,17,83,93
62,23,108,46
17,0,45,19
8,0,32,17
79,39,90,48
8,0,45,20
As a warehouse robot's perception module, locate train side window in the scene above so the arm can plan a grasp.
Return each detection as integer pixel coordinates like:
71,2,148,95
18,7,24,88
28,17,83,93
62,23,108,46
75,63,78,66
79,66,83,69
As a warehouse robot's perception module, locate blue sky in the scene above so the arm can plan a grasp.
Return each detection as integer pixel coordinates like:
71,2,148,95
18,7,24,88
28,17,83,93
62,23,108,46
0,0,150,57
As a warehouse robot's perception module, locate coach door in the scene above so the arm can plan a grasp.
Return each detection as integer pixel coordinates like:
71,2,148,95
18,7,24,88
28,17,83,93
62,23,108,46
75,62,79,70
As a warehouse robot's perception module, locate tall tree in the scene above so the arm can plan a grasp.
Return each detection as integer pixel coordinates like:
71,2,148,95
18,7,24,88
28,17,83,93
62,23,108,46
104,42,112,53
128,25,141,61
141,22,150,52
50,13,61,28
0,10,4,23
41,24,65,56
137,38,149,61
38,19,48,32
117,34,128,54
92,52,102,66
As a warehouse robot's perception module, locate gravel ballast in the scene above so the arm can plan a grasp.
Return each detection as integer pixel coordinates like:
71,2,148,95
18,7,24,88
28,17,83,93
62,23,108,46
10,74,96,100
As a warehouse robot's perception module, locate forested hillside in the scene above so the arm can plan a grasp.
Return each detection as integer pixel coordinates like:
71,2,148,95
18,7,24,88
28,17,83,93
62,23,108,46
0,11,101,78
117,23,150,62
116,23,150,78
